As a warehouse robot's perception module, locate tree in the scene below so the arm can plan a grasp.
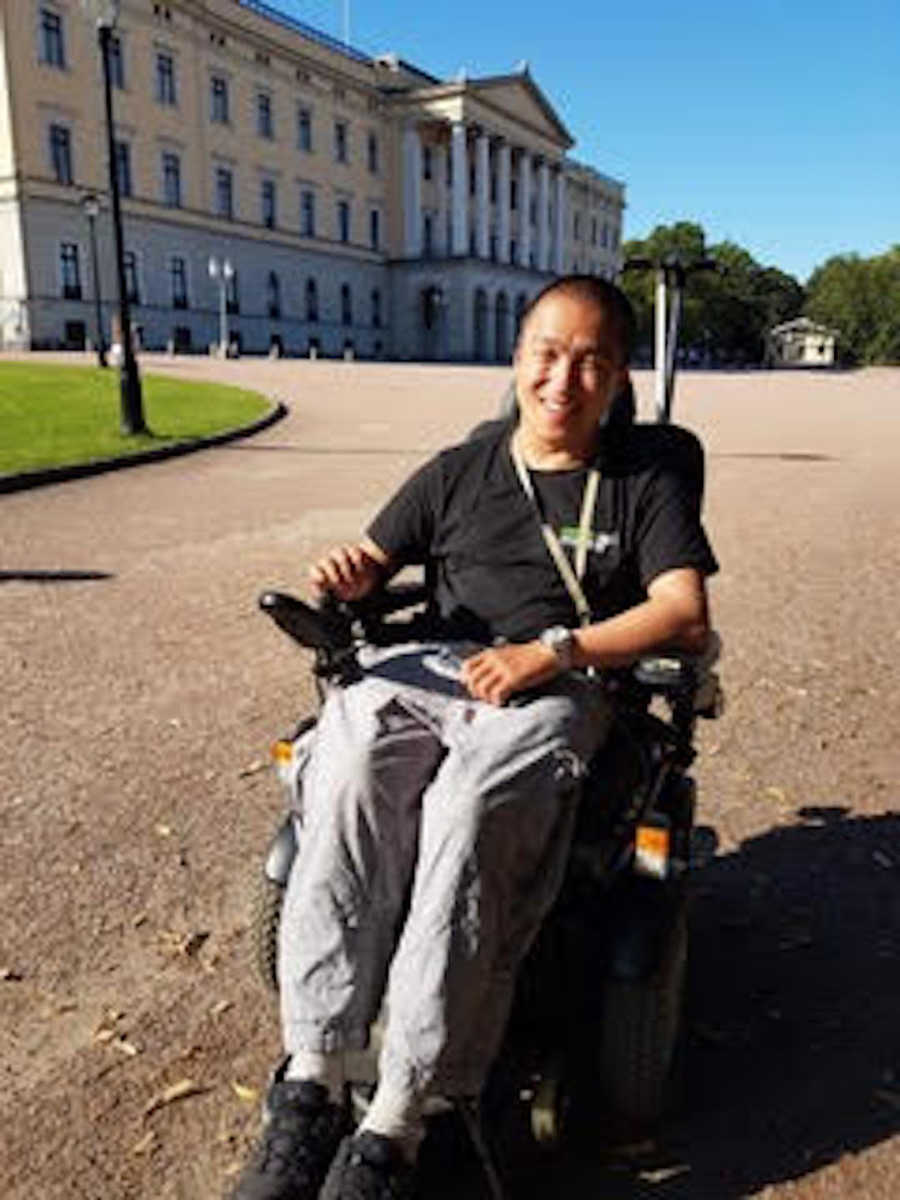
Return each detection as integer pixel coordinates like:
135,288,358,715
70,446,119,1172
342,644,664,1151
620,222,804,365
805,249,900,364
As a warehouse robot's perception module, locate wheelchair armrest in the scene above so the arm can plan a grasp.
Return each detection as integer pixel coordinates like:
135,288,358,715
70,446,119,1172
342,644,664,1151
632,631,723,717
351,580,429,619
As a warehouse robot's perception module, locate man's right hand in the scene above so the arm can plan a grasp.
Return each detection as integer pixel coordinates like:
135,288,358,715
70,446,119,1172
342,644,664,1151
308,539,389,602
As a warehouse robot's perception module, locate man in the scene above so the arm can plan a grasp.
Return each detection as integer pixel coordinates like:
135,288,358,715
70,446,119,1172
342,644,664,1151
232,277,717,1200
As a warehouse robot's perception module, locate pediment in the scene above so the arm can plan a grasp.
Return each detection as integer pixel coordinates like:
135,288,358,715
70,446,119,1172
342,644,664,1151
468,75,573,148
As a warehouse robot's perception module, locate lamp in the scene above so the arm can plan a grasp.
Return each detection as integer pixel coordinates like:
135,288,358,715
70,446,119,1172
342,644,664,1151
82,0,146,433
81,191,106,367
208,256,234,358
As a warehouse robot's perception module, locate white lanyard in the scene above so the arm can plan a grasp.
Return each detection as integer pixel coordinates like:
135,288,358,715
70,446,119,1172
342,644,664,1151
510,433,600,628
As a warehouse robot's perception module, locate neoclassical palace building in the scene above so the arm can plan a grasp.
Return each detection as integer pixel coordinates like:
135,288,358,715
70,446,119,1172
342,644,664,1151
0,0,625,360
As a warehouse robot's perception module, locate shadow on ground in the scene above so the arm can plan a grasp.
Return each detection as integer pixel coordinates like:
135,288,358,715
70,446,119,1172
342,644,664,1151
0,568,115,584
422,807,900,1198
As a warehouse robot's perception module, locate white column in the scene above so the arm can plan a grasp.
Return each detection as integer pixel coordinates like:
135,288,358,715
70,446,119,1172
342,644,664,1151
402,123,422,258
451,121,468,256
496,141,511,264
517,150,532,268
475,132,490,259
553,167,566,273
434,142,448,257
536,158,550,271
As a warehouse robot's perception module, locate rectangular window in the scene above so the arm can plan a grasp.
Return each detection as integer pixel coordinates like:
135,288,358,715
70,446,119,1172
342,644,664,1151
40,8,65,68
123,250,139,304
423,146,432,181
170,256,188,309
261,179,276,228
108,34,124,88
510,178,518,210
297,106,312,152
59,242,80,299
367,131,379,174
369,208,380,250
423,213,433,257
337,199,350,243
49,123,72,185
215,167,233,219
257,92,273,139
162,152,181,207
573,212,580,239
114,141,131,198
334,121,348,164
300,189,315,237
156,52,176,105
210,75,229,124
591,217,597,246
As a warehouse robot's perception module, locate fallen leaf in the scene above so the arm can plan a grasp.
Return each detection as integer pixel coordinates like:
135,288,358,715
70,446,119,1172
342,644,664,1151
144,1078,206,1116
231,1081,259,1104
132,912,148,928
238,759,266,778
114,1038,140,1057
93,1028,116,1044
763,786,788,803
210,1000,232,1017
131,1130,156,1156
155,823,172,838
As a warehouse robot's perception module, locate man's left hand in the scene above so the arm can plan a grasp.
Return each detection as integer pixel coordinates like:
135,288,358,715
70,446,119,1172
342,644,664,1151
460,642,559,707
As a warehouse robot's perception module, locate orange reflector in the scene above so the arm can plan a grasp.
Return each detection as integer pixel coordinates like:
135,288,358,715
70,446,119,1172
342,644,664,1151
635,823,670,879
270,740,293,766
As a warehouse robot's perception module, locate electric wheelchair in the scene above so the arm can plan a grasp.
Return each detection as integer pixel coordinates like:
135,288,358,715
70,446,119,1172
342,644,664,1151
246,401,721,1196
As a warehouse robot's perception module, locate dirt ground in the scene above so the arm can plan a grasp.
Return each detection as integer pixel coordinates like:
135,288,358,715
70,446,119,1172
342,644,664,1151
1,357,898,1199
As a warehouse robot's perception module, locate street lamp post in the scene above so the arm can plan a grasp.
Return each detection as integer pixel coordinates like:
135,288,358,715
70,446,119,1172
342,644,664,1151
85,0,146,433
208,256,234,358
81,192,106,367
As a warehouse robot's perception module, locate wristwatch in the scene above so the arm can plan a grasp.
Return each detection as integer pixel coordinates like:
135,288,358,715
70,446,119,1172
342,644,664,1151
539,625,576,672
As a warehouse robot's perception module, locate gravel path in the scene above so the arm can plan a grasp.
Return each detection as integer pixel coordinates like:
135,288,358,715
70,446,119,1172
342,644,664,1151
1,357,898,1198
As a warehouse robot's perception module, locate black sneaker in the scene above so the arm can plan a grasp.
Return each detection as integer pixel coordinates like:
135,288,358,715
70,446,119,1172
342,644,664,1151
229,1068,348,1200
320,1132,416,1200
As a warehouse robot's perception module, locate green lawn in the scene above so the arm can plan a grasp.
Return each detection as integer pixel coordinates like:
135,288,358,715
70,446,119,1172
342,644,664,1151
0,362,271,474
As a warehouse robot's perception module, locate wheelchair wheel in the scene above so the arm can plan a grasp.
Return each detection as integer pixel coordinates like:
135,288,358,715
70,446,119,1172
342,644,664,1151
250,871,284,995
599,910,687,1126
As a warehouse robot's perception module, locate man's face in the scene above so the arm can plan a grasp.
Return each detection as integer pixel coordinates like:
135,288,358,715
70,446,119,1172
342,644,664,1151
513,292,627,456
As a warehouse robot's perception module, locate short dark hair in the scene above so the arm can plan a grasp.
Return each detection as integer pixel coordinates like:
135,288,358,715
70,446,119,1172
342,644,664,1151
517,274,635,364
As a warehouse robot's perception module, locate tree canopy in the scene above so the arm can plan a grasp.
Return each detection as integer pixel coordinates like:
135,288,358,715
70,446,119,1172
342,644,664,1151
804,247,900,364
619,222,804,365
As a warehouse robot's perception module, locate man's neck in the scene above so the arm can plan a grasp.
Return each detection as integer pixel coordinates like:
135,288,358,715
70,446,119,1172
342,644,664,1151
513,426,598,471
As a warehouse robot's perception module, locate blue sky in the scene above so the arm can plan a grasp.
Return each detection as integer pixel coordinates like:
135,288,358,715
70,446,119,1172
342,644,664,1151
279,0,898,282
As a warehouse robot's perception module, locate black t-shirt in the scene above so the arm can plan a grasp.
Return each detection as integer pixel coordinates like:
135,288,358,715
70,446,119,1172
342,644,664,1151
367,420,718,644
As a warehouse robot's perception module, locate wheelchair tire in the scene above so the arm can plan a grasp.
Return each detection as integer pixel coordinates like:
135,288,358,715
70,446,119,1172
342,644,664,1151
598,910,687,1127
250,872,284,996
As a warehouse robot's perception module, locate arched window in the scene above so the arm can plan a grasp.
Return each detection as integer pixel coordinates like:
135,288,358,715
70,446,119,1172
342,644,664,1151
267,270,281,319
473,288,488,361
371,287,381,329
495,291,509,362
305,277,318,322
341,283,352,326
514,291,528,337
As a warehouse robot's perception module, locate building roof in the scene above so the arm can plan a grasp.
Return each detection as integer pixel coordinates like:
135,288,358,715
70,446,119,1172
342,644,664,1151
770,317,840,338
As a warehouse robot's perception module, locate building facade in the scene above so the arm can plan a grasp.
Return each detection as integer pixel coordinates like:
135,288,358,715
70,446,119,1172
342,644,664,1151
0,0,625,360
766,317,838,368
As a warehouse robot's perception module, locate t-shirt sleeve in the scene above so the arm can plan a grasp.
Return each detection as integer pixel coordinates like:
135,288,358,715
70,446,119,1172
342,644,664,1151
635,467,719,587
366,454,443,566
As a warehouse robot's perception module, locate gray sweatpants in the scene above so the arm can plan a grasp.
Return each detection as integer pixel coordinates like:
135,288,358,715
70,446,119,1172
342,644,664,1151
278,642,613,1100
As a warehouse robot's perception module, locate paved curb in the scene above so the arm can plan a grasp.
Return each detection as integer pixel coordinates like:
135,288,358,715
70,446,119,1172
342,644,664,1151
0,398,288,496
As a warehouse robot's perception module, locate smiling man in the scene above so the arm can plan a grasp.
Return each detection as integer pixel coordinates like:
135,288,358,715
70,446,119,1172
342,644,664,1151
232,277,718,1200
